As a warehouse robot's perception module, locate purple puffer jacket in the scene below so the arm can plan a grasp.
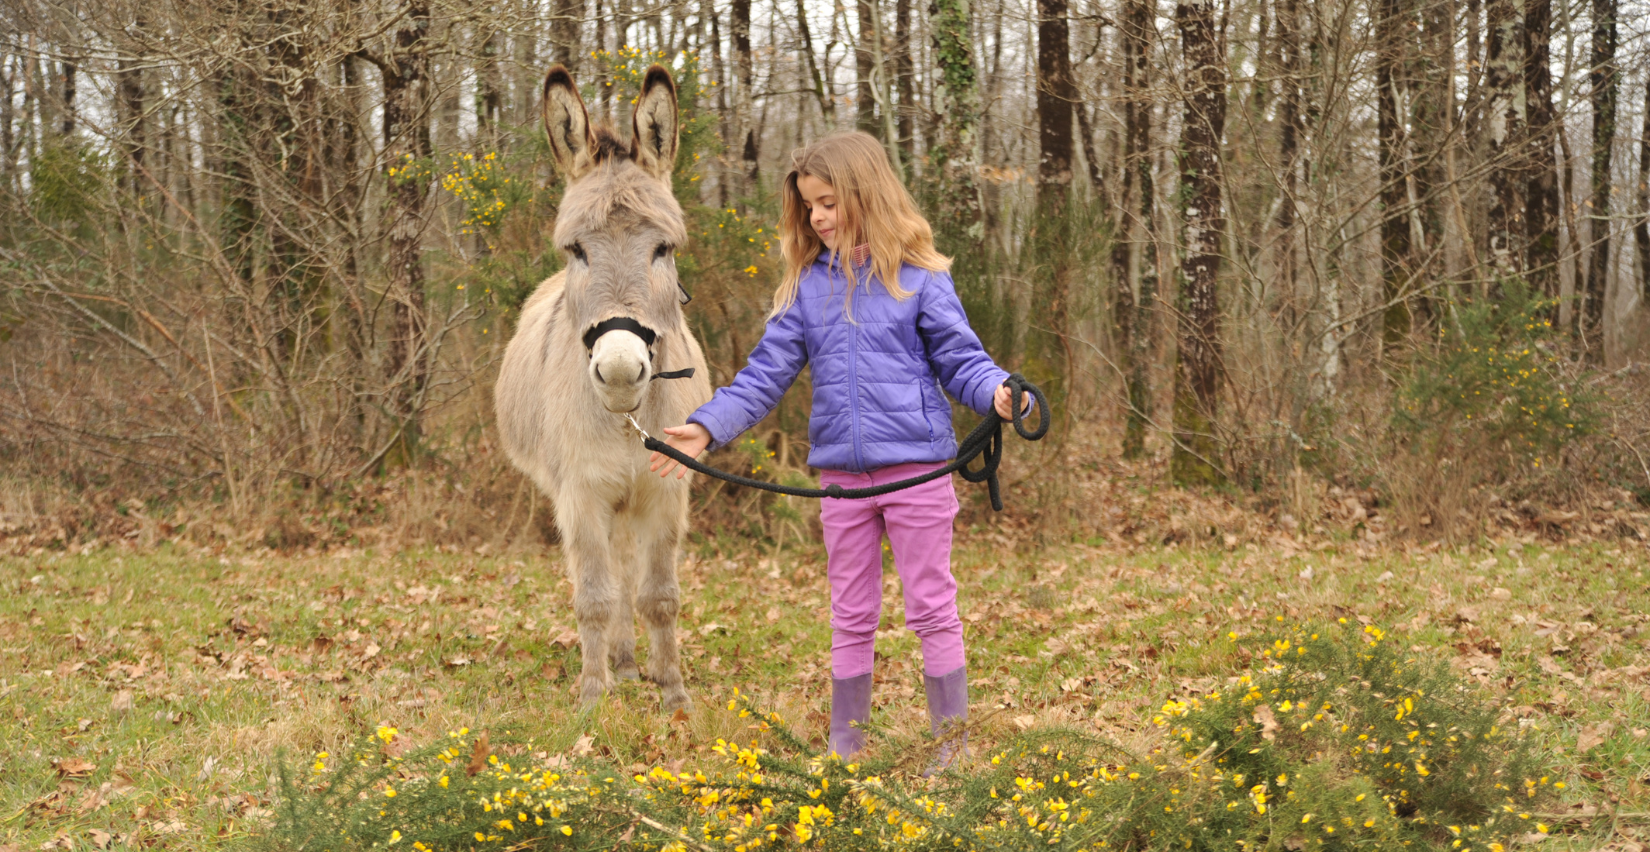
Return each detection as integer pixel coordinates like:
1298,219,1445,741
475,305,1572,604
688,256,1009,473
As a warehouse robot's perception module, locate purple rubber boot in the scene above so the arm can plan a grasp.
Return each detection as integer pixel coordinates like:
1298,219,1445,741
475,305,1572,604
828,673,873,760
922,666,969,776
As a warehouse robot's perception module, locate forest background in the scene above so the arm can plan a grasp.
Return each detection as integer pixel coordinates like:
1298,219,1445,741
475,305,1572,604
4,0,1650,551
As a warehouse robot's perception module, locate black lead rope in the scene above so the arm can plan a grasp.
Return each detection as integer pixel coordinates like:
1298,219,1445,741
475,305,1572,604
637,374,1050,511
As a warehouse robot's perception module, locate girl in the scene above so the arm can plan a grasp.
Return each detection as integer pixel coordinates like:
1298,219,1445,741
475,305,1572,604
650,131,1026,769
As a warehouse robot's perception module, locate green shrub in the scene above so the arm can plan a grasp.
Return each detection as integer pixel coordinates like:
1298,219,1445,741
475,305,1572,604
265,621,1553,851
29,142,107,224
1395,280,1594,469
1375,280,1598,535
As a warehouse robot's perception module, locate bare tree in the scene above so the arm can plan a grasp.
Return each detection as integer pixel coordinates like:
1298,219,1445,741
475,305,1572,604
1375,0,1413,344
1636,82,1650,300
1171,0,1225,484
1484,0,1526,282
1523,0,1559,305
1116,0,1156,459
1582,0,1616,358
928,0,983,236
374,0,435,459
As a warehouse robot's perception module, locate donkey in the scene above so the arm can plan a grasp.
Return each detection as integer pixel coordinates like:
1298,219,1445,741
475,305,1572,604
495,65,711,713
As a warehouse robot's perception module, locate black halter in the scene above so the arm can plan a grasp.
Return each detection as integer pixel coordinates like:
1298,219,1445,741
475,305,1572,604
582,317,696,381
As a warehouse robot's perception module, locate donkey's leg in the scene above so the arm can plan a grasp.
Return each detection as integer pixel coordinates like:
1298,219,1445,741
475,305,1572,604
557,486,620,709
635,482,690,713
606,508,641,682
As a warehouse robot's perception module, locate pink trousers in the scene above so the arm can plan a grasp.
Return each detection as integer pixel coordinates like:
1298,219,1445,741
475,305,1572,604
819,462,966,679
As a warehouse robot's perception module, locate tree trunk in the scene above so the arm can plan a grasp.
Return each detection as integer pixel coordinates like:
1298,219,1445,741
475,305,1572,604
1522,0,1560,308
1076,101,1106,203
733,0,759,193
707,6,729,206
1035,0,1076,403
796,0,836,125
1636,81,1650,301
552,0,585,72
1376,0,1413,346
1172,0,1226,485
1582,0,1616,359
58,60,75,137
857,0,879,133
116,39,145,195
1275,0,1301,297
218,66,257,291
1411,0,1450,321
1036,0,1074,213
928,0,984,237
1484,0,1526,283
1,54,14,188
1118,0,1155,459
895,0,916,161
383,0,433,458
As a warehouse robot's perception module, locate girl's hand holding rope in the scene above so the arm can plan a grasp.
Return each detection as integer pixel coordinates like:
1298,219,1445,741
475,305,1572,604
650,423,711,479
991,382,1037,421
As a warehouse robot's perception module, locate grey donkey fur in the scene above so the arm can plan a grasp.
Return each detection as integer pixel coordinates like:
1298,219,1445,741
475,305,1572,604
495,64,710,712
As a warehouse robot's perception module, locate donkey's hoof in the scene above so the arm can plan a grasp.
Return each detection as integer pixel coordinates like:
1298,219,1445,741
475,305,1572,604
576,675,608,710
613,664,641,682
661,687,691,715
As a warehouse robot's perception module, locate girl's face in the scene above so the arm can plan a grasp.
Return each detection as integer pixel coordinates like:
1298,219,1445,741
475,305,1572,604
796,174,840,250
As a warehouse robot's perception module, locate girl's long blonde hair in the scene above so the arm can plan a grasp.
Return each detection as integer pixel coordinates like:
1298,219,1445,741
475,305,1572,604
773,131,950,318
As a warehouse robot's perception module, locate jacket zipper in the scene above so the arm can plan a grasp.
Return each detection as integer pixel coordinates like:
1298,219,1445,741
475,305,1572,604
847,269,866,471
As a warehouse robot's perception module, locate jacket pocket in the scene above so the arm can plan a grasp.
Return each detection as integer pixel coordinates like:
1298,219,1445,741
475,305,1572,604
916,378,935,444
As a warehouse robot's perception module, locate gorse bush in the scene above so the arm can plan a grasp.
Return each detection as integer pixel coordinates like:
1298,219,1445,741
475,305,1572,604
1396,280,1594,467
1371,279,1599,536
265,620,1554,851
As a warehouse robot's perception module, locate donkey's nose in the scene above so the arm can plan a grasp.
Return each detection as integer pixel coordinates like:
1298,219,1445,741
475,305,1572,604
594,364,606,384
636,365,647,383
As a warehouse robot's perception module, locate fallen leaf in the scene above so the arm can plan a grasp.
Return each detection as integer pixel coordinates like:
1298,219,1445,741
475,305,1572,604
1578,723,1614,753
86,831,111,850
110,691,134,712
466,732,491,776
670,708,690,725
551,629,579,649
53,758,96,778
1489,587,1512,601
445,656,471,668
571,734,595,756
1012,714,1037,730
1253,704,1279,741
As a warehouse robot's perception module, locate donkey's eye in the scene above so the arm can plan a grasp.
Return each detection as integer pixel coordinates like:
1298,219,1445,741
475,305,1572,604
653,243,672,262
567,243,588,263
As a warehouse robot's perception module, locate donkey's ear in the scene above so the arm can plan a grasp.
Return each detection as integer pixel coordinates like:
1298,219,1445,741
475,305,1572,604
630,65,679,180
542,66,595,180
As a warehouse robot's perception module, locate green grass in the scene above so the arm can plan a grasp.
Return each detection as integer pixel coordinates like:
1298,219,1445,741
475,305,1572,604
2,536,1648,850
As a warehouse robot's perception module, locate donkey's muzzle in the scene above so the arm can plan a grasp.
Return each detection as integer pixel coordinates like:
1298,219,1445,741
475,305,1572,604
583,316,697,382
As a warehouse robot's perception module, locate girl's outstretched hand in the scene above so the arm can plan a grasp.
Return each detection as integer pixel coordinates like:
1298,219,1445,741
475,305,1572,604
993,383,1036,421
650,423,712,479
